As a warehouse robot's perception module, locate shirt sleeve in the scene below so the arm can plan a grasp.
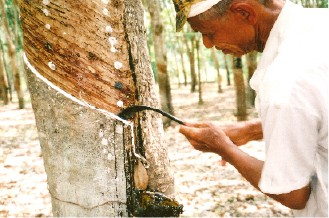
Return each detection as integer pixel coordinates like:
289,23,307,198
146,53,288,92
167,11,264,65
258,71,321,194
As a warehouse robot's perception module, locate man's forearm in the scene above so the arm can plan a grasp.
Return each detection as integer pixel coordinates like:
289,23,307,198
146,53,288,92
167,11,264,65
244,118,263,142
179,119,310,209
220,142,310,210
221,143,263,189
224,118,263,146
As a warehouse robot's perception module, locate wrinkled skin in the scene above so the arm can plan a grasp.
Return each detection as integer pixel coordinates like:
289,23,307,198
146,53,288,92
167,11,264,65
187,0,283,56
180,0,311,210
180,120,262,165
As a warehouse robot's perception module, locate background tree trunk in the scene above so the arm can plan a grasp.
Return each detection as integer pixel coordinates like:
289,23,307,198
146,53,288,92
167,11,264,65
146,0,175,127
233,57,247,121
196,37,203,105
178,36,188,86
0,46,9,105
172,45,181,87
19,0,175,216
184,34,197,93
246,51,258,107
211,48,223,93
0,0,24,109
224,54,231,86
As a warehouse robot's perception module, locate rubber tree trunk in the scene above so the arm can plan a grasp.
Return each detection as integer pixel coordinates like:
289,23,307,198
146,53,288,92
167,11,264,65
246,51,258,107
146,0,175,127
19,0,175,216
224,54,231,86
184,34,197,93
233,57,247,121
0,0,24,109
196,37,203,105
173,44,181,87
178,36,188,86
0,48,9,105
211,48,223,93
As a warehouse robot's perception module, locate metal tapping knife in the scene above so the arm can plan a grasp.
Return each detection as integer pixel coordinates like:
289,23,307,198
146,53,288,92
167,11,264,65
117,105,186,125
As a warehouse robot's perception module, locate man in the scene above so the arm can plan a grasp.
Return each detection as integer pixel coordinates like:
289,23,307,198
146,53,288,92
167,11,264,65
172,0,328,216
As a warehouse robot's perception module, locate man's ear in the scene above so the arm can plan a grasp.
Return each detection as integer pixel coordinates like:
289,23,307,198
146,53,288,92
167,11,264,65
229,2,257,25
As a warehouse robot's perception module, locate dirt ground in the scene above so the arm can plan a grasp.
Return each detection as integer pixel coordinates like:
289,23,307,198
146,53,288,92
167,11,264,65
0,82,293,217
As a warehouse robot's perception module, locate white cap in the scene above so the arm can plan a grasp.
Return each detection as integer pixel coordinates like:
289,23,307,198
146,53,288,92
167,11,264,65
188,0,222,18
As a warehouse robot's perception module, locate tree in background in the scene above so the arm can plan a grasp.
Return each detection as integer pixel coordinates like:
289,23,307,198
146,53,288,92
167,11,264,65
296,0,328,7
233,57,247,121
0,0,24,109
0,43,9,104
184,31,198,93
19,0,178,216
145,0,175,127
177,35,188,86
211,48,223,93
224,54,232,86
246,51,258,107
195,36,204,105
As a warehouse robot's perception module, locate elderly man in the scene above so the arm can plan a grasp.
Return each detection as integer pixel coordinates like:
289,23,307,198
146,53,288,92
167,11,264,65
173,0,328,216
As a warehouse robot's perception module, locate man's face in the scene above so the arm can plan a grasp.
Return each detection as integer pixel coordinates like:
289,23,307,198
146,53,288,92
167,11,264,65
188,12,257,57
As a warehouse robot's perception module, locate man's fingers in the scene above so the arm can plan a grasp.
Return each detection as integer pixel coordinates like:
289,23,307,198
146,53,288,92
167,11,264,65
179,126,203,144
179,125,199,137
183,121,211,128
188,139,212,152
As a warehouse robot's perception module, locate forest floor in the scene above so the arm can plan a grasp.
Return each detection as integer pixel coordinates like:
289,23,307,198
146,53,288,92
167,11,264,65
0,82,293,217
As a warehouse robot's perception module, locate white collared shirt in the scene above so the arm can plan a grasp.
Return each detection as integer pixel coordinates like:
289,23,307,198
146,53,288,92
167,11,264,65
250,1,328,216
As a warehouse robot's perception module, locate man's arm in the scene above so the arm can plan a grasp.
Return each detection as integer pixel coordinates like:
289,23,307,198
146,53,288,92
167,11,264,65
223,118,263,146
179,121,311,209
225,144,311,209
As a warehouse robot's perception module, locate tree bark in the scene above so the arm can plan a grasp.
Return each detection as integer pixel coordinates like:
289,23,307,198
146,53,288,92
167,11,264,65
233,57,247,121
0,0,24,109
146,0,175,127
172,45,181,87
178,36,188,86
246,51,258,107
224,54,231,86
196,37,203,105
25,67,129,216
211,48,223,93
19,0,175,216
184,33,197,93
0,47,9,105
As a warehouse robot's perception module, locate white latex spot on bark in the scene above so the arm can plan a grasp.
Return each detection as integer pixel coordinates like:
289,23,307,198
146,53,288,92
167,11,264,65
101,138,108,145
42,8,50,16
102,8,109,15
117,100,123,108
114,61,122,69
48,62,56,70
105,25,113,33
43,0,50,5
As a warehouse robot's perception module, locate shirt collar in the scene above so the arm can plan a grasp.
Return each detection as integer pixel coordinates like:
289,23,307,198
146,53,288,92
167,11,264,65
249,0,302,92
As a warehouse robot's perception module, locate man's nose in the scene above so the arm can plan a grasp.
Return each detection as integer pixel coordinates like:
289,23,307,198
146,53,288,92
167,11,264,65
202,35,214,48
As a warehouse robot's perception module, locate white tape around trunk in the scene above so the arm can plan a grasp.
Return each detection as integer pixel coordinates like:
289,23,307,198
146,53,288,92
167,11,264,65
188,0,222,18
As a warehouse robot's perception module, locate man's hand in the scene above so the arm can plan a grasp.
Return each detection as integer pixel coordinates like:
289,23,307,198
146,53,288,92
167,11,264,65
179,119,263,154
179,122,235,155
179,119,310,210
